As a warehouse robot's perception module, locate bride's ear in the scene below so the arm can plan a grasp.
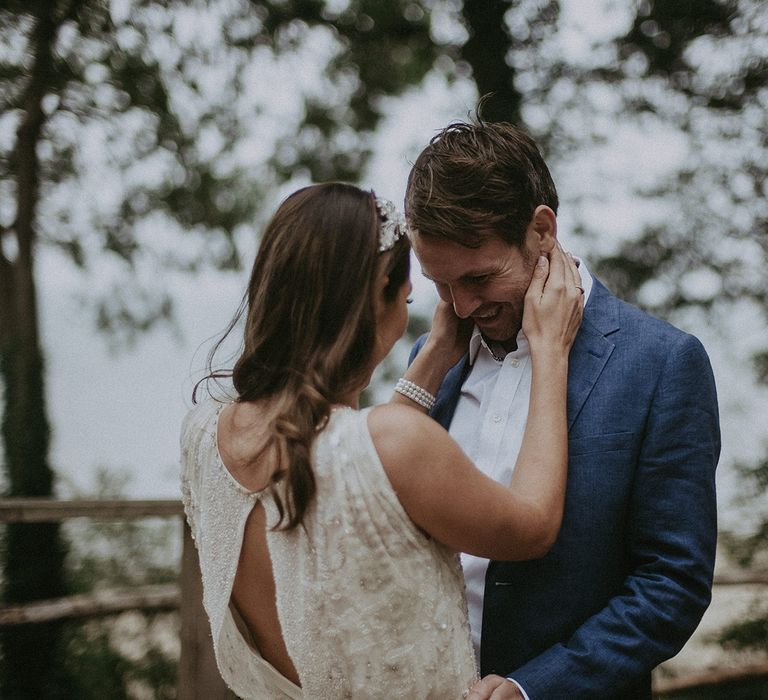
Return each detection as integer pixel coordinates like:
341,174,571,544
373,274,391,318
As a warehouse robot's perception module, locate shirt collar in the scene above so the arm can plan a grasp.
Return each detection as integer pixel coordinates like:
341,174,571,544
576,256,593,305
467,256,593,366
468,327,525,364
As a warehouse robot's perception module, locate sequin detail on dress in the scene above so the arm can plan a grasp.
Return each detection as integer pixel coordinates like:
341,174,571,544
180,400,477,699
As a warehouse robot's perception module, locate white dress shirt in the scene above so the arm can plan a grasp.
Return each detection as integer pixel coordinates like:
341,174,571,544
449,261,593,696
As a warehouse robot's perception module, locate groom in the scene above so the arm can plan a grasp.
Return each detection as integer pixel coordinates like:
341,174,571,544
406,120,720,699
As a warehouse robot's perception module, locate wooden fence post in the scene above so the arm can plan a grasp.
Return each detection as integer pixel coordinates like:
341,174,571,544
178,520,233,699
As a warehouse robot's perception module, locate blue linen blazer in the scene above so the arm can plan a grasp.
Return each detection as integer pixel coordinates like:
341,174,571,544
410,277,720,699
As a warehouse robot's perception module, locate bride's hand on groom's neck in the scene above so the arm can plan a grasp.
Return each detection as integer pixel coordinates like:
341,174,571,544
423,300,473,371
399,301,472,401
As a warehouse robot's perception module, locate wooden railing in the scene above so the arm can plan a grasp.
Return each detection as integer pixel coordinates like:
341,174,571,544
653,662,768,695
0,498,233,699
1,498,766,697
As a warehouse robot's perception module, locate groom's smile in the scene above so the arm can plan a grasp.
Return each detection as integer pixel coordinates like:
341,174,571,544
411,230,543,351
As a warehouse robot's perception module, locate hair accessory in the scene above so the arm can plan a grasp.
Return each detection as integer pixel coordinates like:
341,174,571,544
375,197,409,252
394,378,436,411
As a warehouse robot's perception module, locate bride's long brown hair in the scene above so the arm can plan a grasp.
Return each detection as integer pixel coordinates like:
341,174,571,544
205,182,410,529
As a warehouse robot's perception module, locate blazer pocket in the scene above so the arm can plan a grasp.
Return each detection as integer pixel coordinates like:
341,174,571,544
568,431,636,457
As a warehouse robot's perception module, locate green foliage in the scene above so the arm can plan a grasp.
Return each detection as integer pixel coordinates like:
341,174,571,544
0,0,455,337
0,467,181,698
621,0,736,79
58,469,179,698
718,613,768,653
582,0,768,319
61,620,138,700
61,614,178,700
64,468,179,592
65,517,179,593
718,457,768,656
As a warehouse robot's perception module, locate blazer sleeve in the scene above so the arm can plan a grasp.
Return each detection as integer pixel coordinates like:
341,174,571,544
510,332,720,698
408,334,427,364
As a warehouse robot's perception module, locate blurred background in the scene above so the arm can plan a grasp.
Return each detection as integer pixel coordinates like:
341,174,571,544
1,0,766,697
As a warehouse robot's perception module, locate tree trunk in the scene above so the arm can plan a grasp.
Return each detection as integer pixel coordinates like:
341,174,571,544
460,0,521,124
0,3,71,697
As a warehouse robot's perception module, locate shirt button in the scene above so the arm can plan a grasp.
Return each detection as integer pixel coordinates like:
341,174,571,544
492,414,502,423
510,359,520,367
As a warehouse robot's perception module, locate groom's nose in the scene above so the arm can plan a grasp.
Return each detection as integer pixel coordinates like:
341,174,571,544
449,285,481,318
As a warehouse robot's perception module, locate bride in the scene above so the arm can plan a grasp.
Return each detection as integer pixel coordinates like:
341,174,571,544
180,182,583,699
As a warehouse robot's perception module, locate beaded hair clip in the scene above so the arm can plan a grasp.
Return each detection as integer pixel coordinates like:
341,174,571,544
375,197,409,252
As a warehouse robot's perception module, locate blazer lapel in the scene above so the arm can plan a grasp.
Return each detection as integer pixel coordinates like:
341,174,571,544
567,278,620,429
430,355,471,431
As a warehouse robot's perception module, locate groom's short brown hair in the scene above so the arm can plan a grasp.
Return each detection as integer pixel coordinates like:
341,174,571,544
405,120,558,248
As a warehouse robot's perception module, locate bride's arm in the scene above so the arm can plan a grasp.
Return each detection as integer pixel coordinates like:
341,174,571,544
389,299,473,407
370,246,583,559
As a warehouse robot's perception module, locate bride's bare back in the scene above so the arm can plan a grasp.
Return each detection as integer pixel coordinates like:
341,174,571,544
218,402,300,686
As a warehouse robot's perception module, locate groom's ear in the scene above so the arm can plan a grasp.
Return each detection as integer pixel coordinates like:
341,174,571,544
529,205,557,253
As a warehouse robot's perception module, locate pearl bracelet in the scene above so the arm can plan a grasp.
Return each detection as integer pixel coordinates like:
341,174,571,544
394,378,436,412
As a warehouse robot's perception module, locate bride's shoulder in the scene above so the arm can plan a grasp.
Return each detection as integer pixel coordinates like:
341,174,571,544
366,404,446,461
181,398,223,440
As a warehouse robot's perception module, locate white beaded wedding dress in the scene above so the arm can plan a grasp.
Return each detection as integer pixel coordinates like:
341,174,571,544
180,399,478,699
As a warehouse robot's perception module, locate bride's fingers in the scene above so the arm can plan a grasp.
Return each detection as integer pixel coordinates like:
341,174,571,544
564,251,584,297
544,242,569,292
525,255,549,303
552,240,582,296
